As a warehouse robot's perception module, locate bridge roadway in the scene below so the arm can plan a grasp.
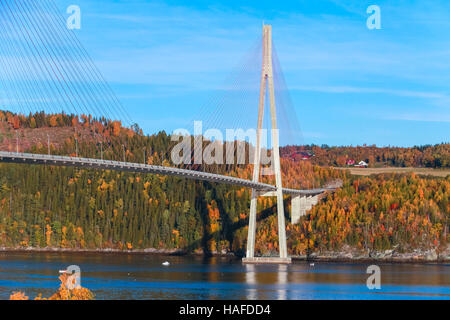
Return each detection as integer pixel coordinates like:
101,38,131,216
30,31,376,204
0,151,334,196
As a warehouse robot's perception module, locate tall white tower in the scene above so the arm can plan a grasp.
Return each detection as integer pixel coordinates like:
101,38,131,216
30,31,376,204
243,25,291,264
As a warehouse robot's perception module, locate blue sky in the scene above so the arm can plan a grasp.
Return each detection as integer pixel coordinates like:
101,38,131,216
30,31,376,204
53,0,449,147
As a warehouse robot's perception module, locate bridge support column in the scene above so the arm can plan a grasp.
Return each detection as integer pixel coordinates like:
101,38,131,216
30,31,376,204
291,195,320,225
306,195,319,211
291,196,301,225
291,196,307,225
243,24,291,264
291,196,319,224
246,189,258,259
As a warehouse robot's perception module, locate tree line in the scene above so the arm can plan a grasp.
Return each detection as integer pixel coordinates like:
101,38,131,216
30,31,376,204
0,111,448,255
281,144,450,168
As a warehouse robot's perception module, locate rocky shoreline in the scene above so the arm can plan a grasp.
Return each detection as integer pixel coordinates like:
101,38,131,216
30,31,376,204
292,245,450,263
1,246,449,263
0,246,190,255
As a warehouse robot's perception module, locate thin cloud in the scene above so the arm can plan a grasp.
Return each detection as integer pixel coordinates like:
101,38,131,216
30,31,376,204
384,113,450,123
291,85,447,99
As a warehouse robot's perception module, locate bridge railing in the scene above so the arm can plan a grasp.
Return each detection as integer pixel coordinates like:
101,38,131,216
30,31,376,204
0,151,339,196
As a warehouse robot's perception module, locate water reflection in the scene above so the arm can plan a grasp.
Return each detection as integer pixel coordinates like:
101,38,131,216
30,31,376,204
245,264,257,300
277,265,288,300
0,252,449,300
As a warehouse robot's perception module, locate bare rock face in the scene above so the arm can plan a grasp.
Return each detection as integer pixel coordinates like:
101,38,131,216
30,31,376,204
425,249,438,261
297,245,450,262
440,246,450,261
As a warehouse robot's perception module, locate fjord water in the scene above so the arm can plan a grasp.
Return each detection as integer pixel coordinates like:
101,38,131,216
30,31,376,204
0,252,449,300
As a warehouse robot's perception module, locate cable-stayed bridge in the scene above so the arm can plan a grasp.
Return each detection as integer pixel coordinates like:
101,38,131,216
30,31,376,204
0,1,340,264
0,151,333,197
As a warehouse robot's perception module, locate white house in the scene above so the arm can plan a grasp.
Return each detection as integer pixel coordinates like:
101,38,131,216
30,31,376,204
355,161,368,168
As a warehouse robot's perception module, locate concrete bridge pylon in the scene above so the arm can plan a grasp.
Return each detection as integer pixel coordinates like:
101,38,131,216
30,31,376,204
243,25,291,264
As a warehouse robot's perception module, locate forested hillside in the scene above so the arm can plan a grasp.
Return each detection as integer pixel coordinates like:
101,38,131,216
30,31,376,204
0,111,448,257
281,144,450,168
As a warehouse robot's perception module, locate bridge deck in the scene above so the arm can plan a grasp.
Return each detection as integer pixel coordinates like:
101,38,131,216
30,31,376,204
0,152,334,196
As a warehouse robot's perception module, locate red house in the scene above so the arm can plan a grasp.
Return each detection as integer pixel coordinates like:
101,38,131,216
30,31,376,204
290,151,314,161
